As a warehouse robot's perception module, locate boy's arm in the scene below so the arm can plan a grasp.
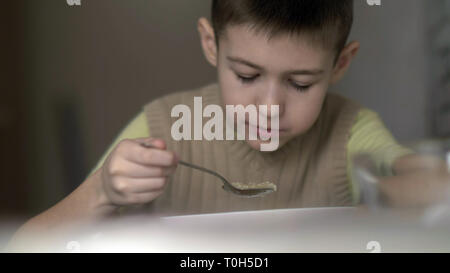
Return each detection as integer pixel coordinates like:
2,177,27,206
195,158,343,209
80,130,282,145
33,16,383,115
346,108,413,204
7,112,150,250
347,109,450,208
378,152,450,208
87,112,150,177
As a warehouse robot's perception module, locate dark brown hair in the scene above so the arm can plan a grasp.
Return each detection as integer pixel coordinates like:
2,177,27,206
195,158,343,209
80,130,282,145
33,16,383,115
211,0,354,54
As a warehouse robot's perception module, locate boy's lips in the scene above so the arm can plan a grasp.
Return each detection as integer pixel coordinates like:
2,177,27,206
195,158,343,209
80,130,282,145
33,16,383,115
245,121,287,134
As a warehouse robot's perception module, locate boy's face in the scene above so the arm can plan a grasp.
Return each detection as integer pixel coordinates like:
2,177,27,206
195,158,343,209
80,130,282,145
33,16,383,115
198,19,358,151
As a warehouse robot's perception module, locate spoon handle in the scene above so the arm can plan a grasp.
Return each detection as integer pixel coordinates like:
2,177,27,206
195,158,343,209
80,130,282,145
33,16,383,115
177,160,230,186
139,142,231,187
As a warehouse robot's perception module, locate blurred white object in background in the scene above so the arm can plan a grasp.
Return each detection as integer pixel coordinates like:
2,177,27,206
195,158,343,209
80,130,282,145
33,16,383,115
3,205,450,253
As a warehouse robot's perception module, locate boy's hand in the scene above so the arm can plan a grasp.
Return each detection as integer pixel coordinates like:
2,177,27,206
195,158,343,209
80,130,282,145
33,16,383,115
378,154,450,208
99,138,178,207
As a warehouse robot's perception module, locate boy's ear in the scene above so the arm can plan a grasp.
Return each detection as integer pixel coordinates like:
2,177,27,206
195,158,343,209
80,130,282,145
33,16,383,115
197,17,218,67
330,41,360,84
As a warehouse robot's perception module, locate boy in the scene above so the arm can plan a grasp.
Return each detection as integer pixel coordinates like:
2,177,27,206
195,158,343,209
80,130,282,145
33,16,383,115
11,0,450,238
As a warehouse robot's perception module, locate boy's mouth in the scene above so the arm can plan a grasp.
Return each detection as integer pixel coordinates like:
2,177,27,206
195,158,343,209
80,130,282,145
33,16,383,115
245,121,287,138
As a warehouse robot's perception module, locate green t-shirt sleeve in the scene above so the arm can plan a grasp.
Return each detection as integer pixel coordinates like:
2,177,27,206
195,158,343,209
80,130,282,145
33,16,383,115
87,111,150,178
346,108,414,205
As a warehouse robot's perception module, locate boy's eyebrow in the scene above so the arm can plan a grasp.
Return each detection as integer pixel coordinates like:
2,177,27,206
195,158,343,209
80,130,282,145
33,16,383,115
227,56,262,70
226,56,324,75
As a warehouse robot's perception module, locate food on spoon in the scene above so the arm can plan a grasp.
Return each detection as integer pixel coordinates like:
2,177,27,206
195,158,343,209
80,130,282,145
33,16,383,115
231,181,277,191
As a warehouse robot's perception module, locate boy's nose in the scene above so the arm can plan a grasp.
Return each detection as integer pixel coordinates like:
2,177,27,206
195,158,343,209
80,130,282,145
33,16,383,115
256,85,285,118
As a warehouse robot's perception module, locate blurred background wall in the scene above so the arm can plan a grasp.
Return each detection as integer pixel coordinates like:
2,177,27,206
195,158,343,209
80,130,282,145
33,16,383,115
1,0,449,230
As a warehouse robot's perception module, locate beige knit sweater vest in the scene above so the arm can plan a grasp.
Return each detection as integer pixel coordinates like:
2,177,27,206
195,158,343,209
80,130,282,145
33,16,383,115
142,83,361,216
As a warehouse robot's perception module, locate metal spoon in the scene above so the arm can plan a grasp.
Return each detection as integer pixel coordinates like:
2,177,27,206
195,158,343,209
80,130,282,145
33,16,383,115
140,142,275,198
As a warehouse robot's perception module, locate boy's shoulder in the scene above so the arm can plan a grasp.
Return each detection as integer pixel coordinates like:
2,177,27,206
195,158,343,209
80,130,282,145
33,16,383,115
324,91,363,117
312,92,366,138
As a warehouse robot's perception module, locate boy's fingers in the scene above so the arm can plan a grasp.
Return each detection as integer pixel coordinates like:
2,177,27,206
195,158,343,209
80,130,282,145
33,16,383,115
133,138,167,150
126,177,168,193
378,171,450,208
129,190,165,204
112,159,177,178
120,140,177,167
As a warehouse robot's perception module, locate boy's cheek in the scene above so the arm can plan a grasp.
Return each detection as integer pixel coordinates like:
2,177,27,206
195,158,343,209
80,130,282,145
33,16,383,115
287,112,319,137
218,71,238,102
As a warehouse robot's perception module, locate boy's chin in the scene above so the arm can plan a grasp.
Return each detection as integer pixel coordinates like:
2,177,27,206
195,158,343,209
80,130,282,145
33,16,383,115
245,138,287,152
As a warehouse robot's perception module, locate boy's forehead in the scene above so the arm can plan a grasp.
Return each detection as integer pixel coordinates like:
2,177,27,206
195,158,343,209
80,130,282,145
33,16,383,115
220,24,334,70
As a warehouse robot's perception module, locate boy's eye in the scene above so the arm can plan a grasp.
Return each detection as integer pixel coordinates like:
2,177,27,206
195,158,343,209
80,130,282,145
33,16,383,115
290,80,311,93
236,73,259,84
